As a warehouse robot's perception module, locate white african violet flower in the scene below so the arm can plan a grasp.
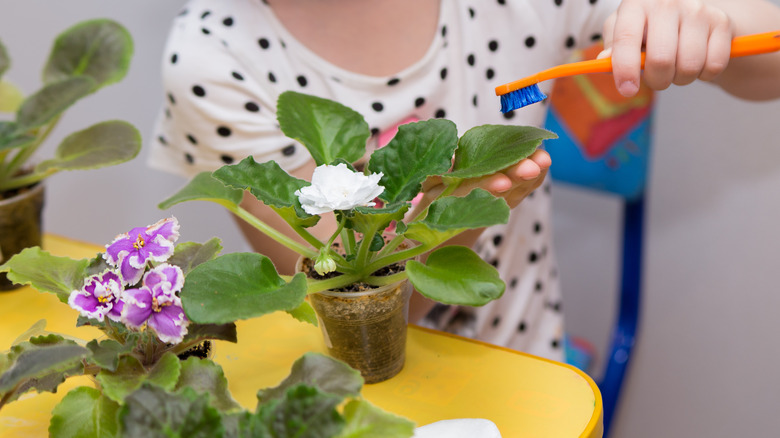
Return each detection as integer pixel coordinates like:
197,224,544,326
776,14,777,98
295,163,384,215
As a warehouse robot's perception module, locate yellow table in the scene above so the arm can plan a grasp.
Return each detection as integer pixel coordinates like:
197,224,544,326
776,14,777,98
0,235,602,437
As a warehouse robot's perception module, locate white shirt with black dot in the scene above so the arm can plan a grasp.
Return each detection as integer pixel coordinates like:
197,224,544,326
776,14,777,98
150,0,620,362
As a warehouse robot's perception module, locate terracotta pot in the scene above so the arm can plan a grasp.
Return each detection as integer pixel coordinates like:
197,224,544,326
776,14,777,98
0,183,45,291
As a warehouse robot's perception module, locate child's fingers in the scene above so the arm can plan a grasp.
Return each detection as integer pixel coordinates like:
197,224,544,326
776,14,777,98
608,1,647,97
642,3,681,91
699,13,733,82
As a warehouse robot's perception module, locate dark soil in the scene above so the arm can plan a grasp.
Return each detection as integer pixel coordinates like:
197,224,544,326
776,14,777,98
177,340,212,360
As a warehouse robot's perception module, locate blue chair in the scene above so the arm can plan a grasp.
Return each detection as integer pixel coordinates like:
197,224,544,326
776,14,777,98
542,52,653,438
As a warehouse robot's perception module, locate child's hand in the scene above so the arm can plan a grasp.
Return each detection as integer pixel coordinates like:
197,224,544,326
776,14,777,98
600,0,734,97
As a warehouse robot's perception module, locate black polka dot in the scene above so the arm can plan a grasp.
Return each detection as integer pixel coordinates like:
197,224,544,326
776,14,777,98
488,40,499,52
492,234,503,246
158,135,168,145
245,102,260,112
544,184,551,194
232,71,244,81
518,321,527,332
528,251,539,263
510,278,518,289
503,111,515,120
415,97,425,108
258,38,270,49
372,102,384,112
565,35,576,48
201,28,211,35
535,281,543,292
590,0,598,4
186,134,197,145
200,11,211,19
268,72,276,83
282,144,296,156
467,54,475,66
525,36,536,48
554,0,564,6
371,127,380,137
472,95,478,107
223,17,234,26
492,316,501,327
165,108,172,119
184,153,194,164
297,75,308,87
551,339,560,349
468,7,475,18
591,33,602,42
217,126,232,137
441,25,447,38
486,68,495,80
170,53,178,64
167,93,176,104
534,222,542,233
192,85,206,97
280,39,287,49
490,259,499,268
440,67,448,80
331,76,341,83
220,154,234,164
497,0,506,4
387,77,400,86
435,108,446,118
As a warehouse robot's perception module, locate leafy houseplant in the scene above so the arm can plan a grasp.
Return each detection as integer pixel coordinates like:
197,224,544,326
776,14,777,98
0,217,415,438
159,91,557,382
0,19,142,289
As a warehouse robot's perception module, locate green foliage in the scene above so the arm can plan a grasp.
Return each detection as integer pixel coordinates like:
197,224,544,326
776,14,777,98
0,18,140,192
0,247,93,302
49,387,121,438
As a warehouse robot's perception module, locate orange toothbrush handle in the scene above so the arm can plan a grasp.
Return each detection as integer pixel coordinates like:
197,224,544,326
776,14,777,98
730,30,780,57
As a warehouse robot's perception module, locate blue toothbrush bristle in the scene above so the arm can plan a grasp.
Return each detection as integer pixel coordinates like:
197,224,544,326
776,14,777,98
499,85,547,113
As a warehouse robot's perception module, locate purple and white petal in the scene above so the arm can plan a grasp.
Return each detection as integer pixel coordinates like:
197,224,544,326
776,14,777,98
121,287,153,329
68,290,107,320
104,226,146,266
144,264,184,296
107,298,125,322
118,256,145,286
148,304,189,344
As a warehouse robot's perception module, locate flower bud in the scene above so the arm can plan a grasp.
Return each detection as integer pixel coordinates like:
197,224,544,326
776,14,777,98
314,253,337,275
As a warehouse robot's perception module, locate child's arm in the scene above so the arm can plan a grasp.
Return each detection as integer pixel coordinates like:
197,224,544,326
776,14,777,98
602,0,780,100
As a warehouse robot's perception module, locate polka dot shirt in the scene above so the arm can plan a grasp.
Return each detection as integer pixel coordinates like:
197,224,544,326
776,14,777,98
150,0,620,362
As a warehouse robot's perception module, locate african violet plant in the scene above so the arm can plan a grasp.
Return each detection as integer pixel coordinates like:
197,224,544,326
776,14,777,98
0,18,141,194
0,217,414,437
158,91,556,326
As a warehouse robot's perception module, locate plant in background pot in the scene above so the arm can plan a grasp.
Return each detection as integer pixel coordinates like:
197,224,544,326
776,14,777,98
0,217,415,437
158,91,556,383
0,19,142,290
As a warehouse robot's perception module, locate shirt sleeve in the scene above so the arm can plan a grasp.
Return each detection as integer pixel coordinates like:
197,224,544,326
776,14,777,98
147,0,311,179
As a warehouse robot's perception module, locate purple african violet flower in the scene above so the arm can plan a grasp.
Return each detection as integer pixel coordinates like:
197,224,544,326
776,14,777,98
121,264,189,344
104,217,180,285
68,270,125,322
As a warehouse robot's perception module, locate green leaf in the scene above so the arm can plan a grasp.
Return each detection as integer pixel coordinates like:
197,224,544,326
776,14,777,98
120,385,224,438
49,386,121,438
338,399,415,438
175,358,241,412
367,119,458,204
96,352,181,403
0,133,35,153
277,91,369,166
182,323,238,345
257,352,363,404
0,341,88,399
403,189,509,247
169,238,223,276
0,79,24,113
182,253,308,324
43,19,133,89
0,39,9,77
158,171,244,210
86,339,134,372
36,120,141,173
0,247,91,302
449,124,557,179
257,384,346,438
350,204,408,238
286,300,319,326
15,76,95,131
406,245,505,306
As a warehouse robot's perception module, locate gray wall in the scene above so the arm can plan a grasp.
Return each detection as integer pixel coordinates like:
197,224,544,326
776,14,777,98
2,2,780,437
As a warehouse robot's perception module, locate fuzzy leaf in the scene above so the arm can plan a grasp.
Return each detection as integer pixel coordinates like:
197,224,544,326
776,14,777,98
286,300,319,326
257,384,346,438
120,385,224,438
0,246,91,302
86,339,134,372
449,124,557,179
182,253,308,324
0,133,35,153
277,91,369,166
96,352,181,403
175,357,241,412
15,76,95,132
0,341,88,398
0,39,8,77
339,399,416,438
0,79,24,113
43,19,133,88
350,204,408,238
168,238,223,276
182,323,238,345
367,119,458,204
404,189,509,247
257,352,363,404
158,171,244,210
36,120,141,173
406,245,505,306
49,386,121,438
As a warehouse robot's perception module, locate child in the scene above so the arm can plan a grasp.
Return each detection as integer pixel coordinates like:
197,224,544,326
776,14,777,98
149,0,780,362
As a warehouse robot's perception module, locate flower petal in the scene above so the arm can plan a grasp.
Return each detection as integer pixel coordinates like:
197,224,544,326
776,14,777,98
121,287,153,329
148,305,189,344
295,163,384,214
68,290,106,320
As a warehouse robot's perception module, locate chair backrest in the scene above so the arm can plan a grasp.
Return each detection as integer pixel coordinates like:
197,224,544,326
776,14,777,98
542,43,654,437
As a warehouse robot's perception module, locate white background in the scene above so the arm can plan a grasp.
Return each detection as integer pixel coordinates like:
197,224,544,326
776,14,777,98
2,1,780,436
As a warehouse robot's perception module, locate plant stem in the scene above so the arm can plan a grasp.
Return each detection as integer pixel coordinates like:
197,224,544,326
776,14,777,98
0,168,55,191
305,273,364,294
3,116,60,183
361,243,429,276
407,177,462,223
363,271,408,287
229,205,318,259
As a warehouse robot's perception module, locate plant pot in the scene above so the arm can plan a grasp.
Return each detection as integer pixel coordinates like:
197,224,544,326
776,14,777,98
0,182,45,291
308,276,413,384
